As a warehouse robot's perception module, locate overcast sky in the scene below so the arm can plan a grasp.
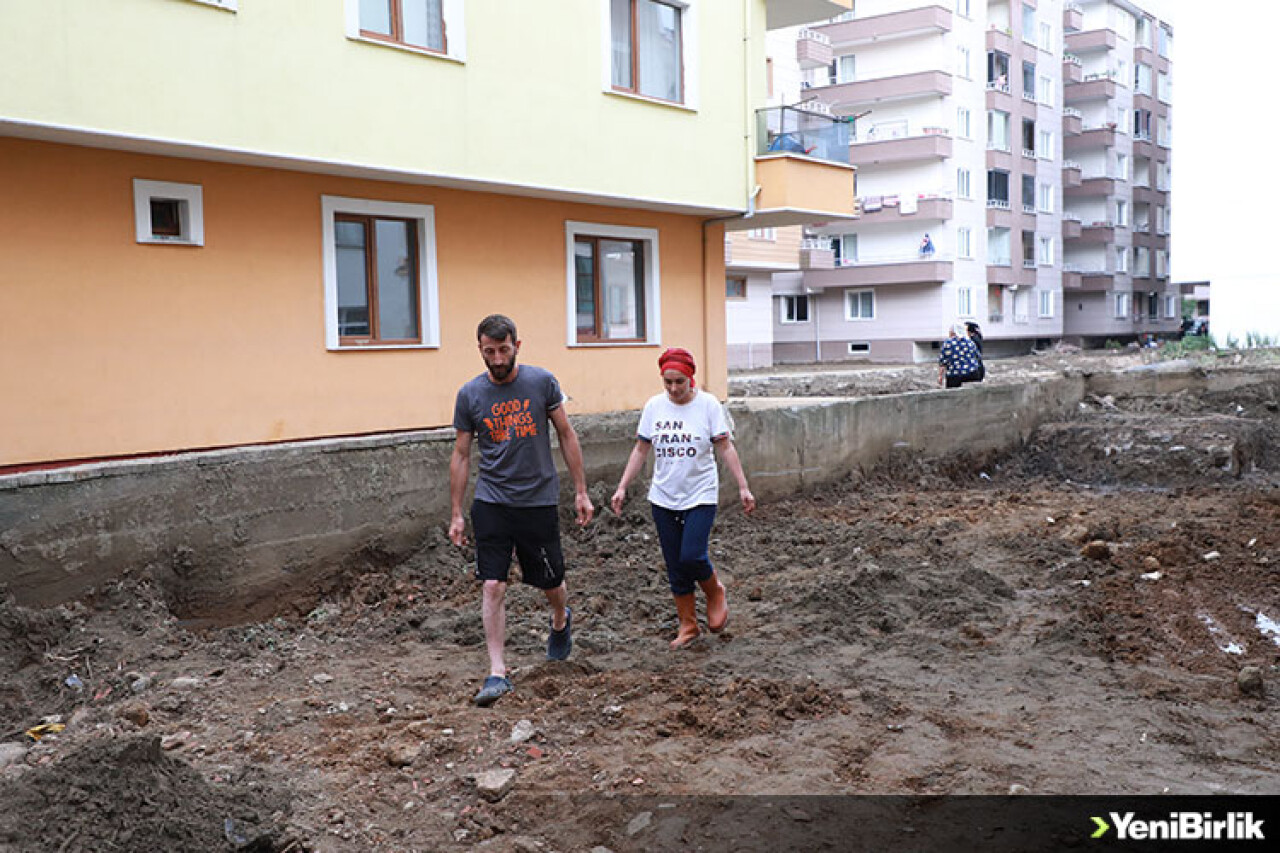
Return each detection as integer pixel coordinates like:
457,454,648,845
1152,1,1280,339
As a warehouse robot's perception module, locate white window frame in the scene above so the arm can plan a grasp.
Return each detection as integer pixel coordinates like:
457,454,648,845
957,226,972,259
564,221,662,346
133,179,205,246
1038,235,1054,266
321,196,440,351
1116,247,1129,274
602,0,699,110
957,286,974,318
844,288,875,321
345,0,466,62
1038,74,1053,106
1113,292,1131,319
956,46,971,79
1037,182,1053,213
1038,21,1053,52
957,167,972,199
1164,294,1177,319
1116,199,1128,227
1037,128,1053,160
1038,289,1055,318
955,0,971,18
780,294,811,324
957,106,972,139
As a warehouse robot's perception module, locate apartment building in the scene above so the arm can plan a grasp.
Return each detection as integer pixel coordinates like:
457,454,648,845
727,0,1174,364
0,0,854,469
1061,0,1177,345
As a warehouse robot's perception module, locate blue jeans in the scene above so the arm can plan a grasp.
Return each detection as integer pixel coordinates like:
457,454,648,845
650,503,717,595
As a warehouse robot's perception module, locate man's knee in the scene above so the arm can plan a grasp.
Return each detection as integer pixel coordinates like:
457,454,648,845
482,580,507,601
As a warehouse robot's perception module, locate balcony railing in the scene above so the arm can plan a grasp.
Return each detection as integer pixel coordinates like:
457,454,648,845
987,199,1011,210
757,105,851,165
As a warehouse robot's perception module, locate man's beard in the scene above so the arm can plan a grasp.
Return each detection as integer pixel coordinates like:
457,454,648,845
486,358,515,382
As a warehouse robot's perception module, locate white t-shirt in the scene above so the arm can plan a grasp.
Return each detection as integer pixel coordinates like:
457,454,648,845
637,389,731,510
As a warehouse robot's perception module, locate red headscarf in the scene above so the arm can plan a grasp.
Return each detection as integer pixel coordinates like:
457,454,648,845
658,347,696,387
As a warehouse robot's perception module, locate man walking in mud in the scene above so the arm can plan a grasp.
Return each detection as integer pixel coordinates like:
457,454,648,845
449,314,594,706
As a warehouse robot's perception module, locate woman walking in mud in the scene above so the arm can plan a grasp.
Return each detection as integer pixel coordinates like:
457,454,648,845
610,347,755,648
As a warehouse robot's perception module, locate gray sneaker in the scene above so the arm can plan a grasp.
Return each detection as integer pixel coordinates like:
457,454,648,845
473,675,512,707
546,607,572,661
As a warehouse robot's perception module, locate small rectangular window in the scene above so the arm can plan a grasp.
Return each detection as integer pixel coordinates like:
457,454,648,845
726,277,747,300
133,179,204,246
957,286,974,317
1038,289,1055,317
848,341,871,354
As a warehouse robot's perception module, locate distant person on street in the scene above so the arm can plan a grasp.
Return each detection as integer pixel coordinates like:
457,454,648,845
938,322,983,389
965,321,986,381
610,348,755,648
449,314,594,707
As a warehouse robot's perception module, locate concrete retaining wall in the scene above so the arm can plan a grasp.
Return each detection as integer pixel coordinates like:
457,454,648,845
2,365,1274,618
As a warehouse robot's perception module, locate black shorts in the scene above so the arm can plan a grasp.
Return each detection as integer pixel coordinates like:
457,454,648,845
471,500,566,589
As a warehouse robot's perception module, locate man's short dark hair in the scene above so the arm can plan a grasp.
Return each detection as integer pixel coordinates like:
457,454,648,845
477,314,517,343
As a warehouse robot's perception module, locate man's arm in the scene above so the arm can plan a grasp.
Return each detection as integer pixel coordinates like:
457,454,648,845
448,430,473,546
549,406,594,527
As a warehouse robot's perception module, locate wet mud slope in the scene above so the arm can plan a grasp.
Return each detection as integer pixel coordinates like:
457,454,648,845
2,371,1278,852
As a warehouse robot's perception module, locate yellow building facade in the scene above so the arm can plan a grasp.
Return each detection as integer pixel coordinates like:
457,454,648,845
1,0,851,468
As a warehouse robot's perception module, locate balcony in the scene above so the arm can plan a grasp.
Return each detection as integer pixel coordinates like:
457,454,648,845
1065,77,1117,103
855,194,953,225
1064,125,1117,152
732,106,857,230
1064,3,1083,32
1062,107,1083,135
851,128,951,166
1065,29,1117,54
985,80,1013,109
1063,55,1083,84
1063,160,1082,186
1062,215,1082,239
804,256,953,288
986,26,1014,53
987,263,1018,286
1063,270,1082,289
1064,175,1117,197
799,237,836,270
765,0,853,29
811,70,953,110
1076,221,1118,243
1080,272,1117,290
796,29,833,69
814,4,952,47
1132,184,1164,206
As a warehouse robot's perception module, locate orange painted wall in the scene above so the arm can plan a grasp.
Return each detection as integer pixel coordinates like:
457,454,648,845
0,138,725,467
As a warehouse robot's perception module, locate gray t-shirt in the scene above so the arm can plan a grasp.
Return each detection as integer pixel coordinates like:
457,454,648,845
452,365,564,507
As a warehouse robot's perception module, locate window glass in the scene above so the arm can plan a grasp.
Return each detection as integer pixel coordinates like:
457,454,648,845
575,240,597,338
360,0,392,34
601,239,644,338
336,220,371,337
375,219,419,340
610,0,633,89
726,277,747,299
402,0,444,51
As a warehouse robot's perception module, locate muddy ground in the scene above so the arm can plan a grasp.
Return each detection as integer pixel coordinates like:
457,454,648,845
2,350,1279,852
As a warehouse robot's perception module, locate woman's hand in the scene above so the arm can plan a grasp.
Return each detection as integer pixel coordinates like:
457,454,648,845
740,487,756,515
610,487,626,515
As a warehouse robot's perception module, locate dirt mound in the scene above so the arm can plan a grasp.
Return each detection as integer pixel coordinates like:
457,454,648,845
0,736,299,853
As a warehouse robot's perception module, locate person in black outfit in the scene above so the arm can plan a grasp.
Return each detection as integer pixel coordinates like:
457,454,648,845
965,321,985,382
